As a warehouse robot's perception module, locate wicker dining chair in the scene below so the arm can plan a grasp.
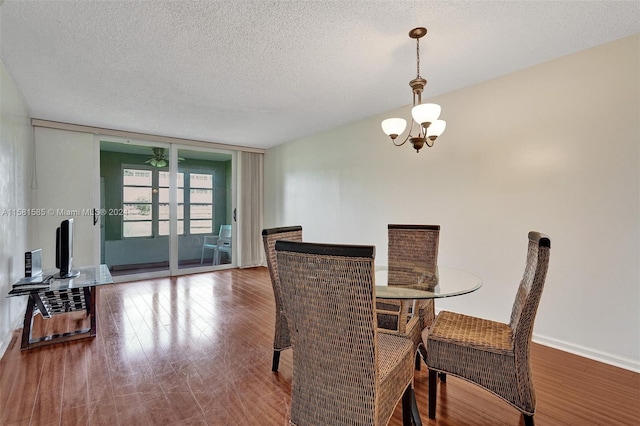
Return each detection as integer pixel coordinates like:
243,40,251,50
275,240,419,426
377,225,440,358
262,226,303,372
422,231,551,426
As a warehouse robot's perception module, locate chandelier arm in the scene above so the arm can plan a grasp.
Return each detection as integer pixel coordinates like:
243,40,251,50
392,117,417,146
392,135,409,147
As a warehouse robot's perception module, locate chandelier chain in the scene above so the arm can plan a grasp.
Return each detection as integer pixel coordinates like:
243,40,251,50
416,37,420,78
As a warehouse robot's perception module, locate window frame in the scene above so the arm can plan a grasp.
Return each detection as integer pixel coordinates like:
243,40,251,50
121,165,215,239
122,167,154,238
187,172,214,235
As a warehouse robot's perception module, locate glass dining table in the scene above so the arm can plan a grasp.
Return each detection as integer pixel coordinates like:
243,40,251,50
375,265,482,300
375,264,481,426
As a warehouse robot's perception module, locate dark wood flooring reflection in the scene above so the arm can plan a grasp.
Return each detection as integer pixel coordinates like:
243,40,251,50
1,267,638,425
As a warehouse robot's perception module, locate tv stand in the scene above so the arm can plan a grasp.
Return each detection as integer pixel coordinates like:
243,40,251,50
9,265,112,350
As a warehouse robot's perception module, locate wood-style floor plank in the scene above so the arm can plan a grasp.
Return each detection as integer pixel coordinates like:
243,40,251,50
1,267,638,425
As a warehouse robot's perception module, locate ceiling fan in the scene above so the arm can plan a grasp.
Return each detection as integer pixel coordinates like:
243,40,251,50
145,147,184,168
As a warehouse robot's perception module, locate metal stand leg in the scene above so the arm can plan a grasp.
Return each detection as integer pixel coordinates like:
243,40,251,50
20,295,36,350
86,286,97,336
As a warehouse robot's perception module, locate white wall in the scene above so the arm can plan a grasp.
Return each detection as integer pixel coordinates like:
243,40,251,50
264,35,640,371
0,62,32,356
32,128,99,270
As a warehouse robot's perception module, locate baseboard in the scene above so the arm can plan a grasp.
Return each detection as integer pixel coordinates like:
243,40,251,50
533,333,640,373
0,330,11,361
239,264,267,269
111,261,169,271
0,306,26,360
433,307,640,373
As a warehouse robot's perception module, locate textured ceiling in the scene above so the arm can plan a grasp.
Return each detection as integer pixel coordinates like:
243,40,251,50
1,1,639,150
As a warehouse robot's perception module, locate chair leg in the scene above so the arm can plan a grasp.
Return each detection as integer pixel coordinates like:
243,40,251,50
428,368,437,419
410,387,422,426
200,248,205,264
271,350,281,372
401,386,412,426
523,414,534,426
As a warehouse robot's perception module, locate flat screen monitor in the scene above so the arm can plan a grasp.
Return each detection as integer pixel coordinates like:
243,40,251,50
54,218,80,279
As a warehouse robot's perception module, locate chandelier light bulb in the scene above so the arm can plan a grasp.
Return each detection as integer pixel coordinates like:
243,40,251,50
427,120,446,138
411,103,441,129
381,118,407,139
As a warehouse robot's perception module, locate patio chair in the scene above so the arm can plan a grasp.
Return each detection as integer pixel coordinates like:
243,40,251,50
200,224,231,264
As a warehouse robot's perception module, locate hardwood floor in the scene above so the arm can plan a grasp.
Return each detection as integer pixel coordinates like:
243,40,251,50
1,267,638,425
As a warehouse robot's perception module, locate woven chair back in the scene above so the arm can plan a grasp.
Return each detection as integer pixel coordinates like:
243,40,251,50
275,241,379,425
262,226,303,351
509,232,551,352
387,224,440,285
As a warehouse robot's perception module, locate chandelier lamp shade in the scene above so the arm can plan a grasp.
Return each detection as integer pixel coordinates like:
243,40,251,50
381,27,446,153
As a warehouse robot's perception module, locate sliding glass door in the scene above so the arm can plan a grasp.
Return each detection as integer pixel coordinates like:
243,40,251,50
174,147,235,272
100,140,235,280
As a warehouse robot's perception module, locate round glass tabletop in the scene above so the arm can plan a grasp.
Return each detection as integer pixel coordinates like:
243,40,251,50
375,265,482,299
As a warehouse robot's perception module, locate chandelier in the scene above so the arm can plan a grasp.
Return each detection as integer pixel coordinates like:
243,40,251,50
381,27,446,153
